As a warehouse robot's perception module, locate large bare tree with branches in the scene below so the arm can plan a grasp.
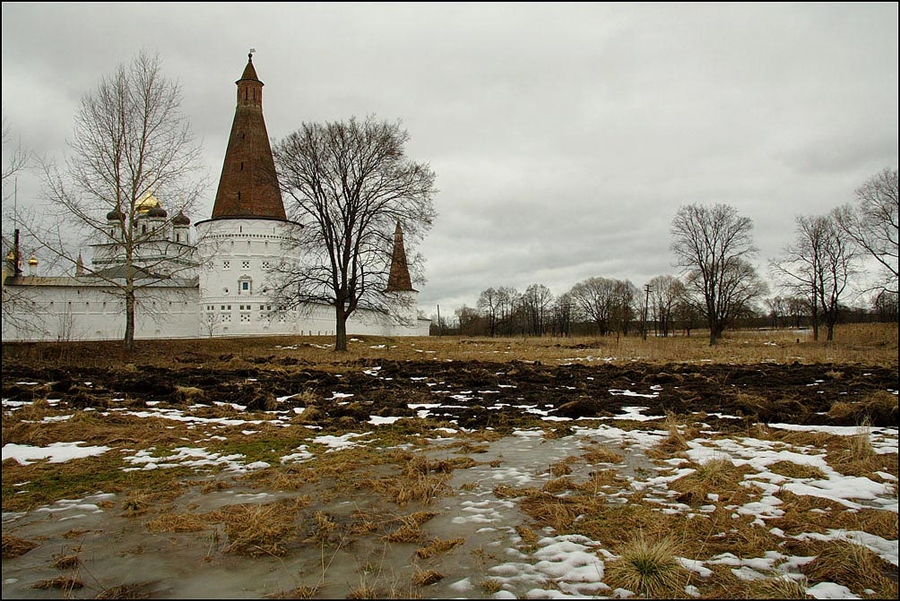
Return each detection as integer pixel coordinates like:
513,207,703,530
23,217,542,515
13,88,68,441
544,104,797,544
670,203,765,345
27,49,207,349
770,214,858,341
271,116,437,351
568,276,620,336
833,167,898,296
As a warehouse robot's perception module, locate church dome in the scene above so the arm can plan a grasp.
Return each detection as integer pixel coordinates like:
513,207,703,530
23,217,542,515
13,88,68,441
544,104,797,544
172,211,191,226
106,208,124,221
147,206,168,218
136,190,161,213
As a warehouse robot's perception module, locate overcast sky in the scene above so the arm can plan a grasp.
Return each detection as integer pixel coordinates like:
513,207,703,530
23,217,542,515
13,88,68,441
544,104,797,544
2,2,898,316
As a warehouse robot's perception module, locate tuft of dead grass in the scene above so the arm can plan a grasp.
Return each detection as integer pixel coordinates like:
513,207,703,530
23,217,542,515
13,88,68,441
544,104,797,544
31,576,85,591
362,455,454,506
828,390,898,425
205,500,300,557
412,569,445,586
95,581,157,599
743,574,811,599
669,456,750,505
766,460,826,480
604,533,690,598
264,585,319,599
582,446,624,464
145,513,208,533
647,412,696,458
416,537,465,559
2,534,38,558
52,553,80,569
802,539,897,596
519,491,607,534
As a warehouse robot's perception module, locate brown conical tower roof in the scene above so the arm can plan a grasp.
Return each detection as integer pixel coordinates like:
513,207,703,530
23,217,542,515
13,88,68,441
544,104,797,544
210,52,286,220
386,220,415,292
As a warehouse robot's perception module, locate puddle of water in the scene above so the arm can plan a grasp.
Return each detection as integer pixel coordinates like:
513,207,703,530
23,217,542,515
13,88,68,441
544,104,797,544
2,428,662,599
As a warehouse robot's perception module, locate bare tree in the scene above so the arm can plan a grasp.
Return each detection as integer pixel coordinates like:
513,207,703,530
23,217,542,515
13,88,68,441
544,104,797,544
646,275,684,337
770,214,857,341
549,292,573,337
833,168,898,295
496,286,521,336
569,276,617,336
455,304,482,335
2,113,27,186
477,287,501,337
670,203,763,345
522,283,553,337
23,50,206,350
610,279,639,337
271,116,437,351
763,295,789,329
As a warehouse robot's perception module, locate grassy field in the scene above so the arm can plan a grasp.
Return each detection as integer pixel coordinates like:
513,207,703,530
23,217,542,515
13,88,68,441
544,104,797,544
2,322,897,599
3,322,897,371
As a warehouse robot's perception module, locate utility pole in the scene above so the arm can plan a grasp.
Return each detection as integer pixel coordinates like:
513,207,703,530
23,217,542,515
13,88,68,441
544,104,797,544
642,283,651,341
436,304,442,336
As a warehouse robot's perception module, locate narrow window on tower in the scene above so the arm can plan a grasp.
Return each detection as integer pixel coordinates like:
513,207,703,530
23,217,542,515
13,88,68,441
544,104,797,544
240,162,243,171
237,191,241,201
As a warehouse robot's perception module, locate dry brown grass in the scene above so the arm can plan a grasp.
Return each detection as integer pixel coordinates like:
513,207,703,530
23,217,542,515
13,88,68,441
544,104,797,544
823,418,896,478
412,569,444,586
145,512,209,533
766,460,826,480
518,491,609,535
2,534,38,558
646,413,697,459
4,322,895,370
361,455,455,506
669,457,751,505
264,585,319,599
416,537,465,559
31,576,85,592
802,539,898,597
828,390,898,425
742,575,811,599
604,534,690,598
204,499,306,557
94,582,157,599
582,445,624,464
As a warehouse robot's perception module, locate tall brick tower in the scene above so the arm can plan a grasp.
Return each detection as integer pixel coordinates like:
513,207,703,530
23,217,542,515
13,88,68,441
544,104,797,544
210,52,286,220
386,220,415,292
196,53,300,338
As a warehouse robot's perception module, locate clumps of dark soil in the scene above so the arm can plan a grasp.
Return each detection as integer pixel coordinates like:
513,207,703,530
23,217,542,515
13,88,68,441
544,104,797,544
2,359,897,428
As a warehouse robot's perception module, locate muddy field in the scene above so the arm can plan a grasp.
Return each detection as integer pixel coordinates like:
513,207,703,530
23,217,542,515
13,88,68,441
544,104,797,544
2,343,898,599
3,359,897,430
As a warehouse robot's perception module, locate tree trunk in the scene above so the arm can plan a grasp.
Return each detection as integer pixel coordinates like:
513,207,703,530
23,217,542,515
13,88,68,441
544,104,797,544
124,289,135,350
334,303,348,352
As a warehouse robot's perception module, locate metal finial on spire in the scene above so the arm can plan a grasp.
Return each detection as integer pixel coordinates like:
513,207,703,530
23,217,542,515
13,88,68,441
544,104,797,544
248,47,256,61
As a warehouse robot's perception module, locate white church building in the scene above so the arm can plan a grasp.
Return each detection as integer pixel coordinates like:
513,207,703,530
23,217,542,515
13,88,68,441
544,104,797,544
1,54,430,342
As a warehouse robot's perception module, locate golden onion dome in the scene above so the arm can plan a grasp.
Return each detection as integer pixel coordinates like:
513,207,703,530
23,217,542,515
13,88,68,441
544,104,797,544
6,250,15,262
136,189,161,213
27,254,38,266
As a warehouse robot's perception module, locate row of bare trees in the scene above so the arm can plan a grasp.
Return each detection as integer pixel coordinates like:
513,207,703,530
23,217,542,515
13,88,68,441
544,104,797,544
770,168,898,341
439,176,898,345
